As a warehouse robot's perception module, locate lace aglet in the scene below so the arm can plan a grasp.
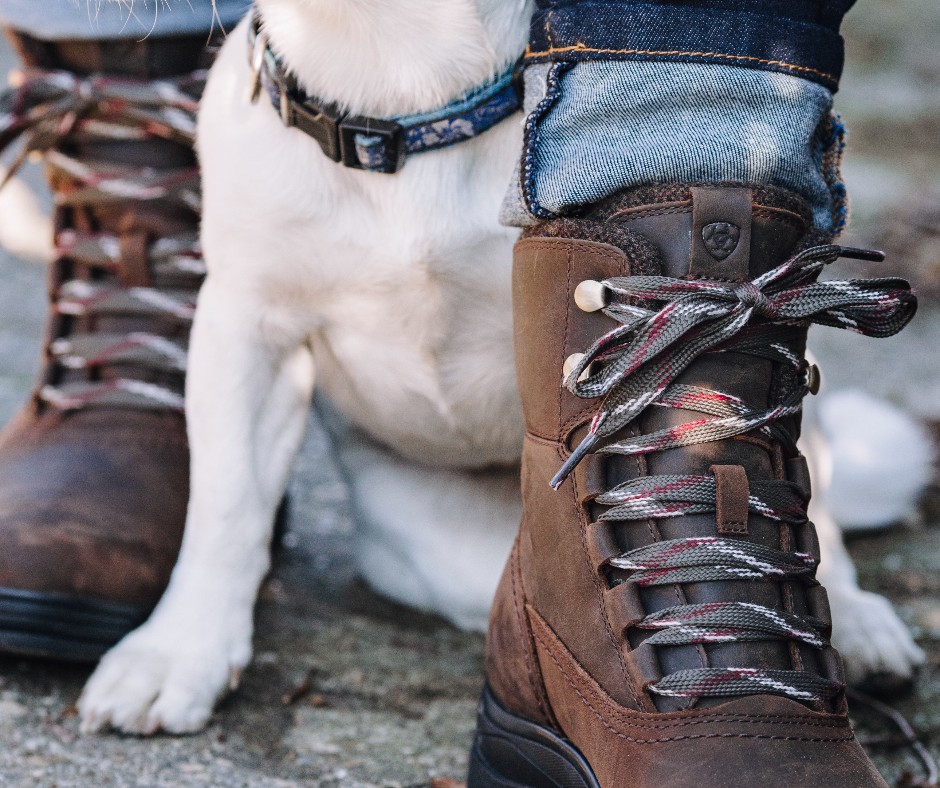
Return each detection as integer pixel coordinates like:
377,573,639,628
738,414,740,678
550,433,599,490
837,246,885,262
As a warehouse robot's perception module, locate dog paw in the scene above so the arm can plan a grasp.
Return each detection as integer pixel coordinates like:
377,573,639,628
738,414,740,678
78,621,250,735
828,586,925,688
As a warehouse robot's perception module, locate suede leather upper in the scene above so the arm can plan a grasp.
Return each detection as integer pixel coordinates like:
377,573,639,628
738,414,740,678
484,184,888,787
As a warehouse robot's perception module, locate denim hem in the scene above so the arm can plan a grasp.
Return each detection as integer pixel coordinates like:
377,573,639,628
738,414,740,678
520,62,573,221
506,60,849,233
527,4,848,91
819,114,849,234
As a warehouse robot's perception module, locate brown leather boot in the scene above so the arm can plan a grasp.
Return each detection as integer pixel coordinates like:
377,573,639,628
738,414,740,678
0,32,211,660
470,184,916,787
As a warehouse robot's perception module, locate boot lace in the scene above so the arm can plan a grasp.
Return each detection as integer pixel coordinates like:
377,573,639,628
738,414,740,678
0,67,207,412
555,243,916,703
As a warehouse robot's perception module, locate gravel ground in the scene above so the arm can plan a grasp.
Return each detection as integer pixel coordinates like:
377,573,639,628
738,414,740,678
0,2,938,785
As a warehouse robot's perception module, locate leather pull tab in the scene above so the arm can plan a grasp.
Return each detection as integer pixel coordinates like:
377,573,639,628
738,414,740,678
710,464,749,536
689,187,752,280
118,231,152,288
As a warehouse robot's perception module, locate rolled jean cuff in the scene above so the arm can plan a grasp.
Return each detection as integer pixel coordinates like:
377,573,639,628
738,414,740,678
500,61,849,234
528,1,856,92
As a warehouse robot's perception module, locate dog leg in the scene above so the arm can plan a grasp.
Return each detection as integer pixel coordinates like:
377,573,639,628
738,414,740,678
814,496,925,686
334,428,519,631
78,281,315,734
803,419,925,686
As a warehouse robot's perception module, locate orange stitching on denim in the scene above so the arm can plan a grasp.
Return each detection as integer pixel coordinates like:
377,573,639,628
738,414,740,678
524,44,838,84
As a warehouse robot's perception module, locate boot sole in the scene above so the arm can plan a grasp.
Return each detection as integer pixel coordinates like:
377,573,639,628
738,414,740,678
468,684,600,787
0,587,149,662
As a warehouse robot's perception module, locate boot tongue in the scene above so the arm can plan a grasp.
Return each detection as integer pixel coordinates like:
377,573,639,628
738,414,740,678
607,185,799,280
592,185,823,711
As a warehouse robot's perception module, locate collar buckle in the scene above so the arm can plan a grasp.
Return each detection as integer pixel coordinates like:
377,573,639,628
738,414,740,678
277,79,404,172
279,83,344,162
338,116,405,173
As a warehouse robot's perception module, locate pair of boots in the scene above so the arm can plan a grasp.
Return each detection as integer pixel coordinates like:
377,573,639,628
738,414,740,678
0,33,914,787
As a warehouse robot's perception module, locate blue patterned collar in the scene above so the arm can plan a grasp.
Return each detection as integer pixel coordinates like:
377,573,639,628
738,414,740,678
248,13,522,174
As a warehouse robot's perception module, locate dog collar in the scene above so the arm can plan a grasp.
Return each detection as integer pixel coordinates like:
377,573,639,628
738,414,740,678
247,14,522,174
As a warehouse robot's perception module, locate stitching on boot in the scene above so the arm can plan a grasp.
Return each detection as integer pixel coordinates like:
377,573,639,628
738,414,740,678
528,610,850,725
529,611,854,741
534,630,854,742
588,183,813,226
573,469,642,709
609,203,691,222
509,538,554,724
558,237,641,708
559,242,573,438
751,206,806,229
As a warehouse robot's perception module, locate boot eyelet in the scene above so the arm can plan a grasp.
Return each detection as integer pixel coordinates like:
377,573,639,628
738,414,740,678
803,363,821,395
563,352,593,383
574,280,607,312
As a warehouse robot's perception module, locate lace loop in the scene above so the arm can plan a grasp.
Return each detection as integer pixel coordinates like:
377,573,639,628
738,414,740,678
649,668,843,701
595,475,808,525
551,244,916,490
637,602,827,648
607,537,816,586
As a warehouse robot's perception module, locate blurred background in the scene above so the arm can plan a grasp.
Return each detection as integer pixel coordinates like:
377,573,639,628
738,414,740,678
0,1,937,785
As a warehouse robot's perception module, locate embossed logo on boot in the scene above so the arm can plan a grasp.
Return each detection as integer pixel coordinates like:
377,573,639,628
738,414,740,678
702,222,740,261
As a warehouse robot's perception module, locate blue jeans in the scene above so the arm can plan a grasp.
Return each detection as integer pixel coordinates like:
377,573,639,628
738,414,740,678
499,60,847,233
0,0,855,233
529,1,856,92
509,0,856,232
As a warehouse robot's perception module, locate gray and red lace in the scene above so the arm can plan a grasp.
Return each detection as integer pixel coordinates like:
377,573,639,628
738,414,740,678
555,243,915,703
0,67,206,412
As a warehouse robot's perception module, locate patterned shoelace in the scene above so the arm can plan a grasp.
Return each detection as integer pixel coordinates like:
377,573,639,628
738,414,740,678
0,68,207,412
556,243,916,703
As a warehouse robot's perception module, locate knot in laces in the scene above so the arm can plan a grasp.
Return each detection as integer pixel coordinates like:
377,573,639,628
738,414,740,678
733,280,777,317
554,243,916,704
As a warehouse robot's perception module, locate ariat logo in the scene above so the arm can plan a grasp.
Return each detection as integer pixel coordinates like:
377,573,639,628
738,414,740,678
702,222,740,261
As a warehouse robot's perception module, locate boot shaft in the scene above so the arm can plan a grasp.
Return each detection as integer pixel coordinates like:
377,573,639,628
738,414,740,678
495,176,918,712
507,185,835,708
513,184,820,442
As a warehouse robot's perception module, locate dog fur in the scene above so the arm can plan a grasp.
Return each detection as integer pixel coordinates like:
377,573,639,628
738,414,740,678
75,0,924,734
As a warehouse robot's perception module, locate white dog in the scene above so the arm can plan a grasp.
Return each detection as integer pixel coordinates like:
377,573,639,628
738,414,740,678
74,0,926,734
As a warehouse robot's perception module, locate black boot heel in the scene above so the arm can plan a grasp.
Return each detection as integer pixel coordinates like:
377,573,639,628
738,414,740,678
468,684,600,788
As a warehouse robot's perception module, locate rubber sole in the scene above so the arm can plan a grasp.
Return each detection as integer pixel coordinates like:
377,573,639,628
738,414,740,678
0,587,149,662
468,684,600,787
